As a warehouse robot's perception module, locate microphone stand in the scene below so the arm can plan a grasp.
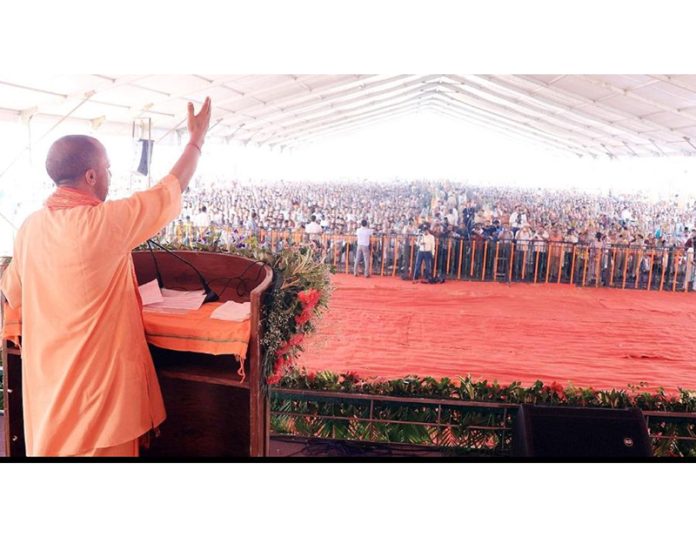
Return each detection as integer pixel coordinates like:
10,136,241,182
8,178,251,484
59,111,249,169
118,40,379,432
146,239,164,288
145,239,219,304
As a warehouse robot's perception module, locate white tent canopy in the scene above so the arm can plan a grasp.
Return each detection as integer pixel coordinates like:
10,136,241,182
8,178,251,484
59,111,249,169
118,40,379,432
1,74,696,157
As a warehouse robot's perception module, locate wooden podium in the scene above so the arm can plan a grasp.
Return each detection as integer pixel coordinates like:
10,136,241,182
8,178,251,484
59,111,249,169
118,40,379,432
1,250,274,458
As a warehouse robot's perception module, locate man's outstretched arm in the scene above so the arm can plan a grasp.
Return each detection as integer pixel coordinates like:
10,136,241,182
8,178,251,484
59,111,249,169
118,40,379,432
103,98,212,251
170,97,212,192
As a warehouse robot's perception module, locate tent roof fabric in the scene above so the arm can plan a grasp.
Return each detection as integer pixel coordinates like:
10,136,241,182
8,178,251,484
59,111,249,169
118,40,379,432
1,74,696,157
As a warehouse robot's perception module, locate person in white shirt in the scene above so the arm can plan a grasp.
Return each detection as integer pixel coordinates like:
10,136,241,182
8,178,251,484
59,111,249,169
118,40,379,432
587,231,604,284
509,205,528,234
193,206,211,240
514,223,534,279
245,211,259,234
401,217,417,236
354,219,373,277
413,225,435,281
448,207,459,227
194,205,210,228
305,214,323,244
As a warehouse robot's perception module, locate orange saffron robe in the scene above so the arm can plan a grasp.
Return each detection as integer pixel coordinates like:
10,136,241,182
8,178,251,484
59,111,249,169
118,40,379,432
0,175,181,456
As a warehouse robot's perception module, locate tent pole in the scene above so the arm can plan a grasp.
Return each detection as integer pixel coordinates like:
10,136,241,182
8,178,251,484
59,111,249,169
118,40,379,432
26,114,33,166
148,118,152,188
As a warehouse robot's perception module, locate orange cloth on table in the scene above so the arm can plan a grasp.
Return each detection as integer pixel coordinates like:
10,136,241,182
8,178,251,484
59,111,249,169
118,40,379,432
143,302,250,378
0,175,181,456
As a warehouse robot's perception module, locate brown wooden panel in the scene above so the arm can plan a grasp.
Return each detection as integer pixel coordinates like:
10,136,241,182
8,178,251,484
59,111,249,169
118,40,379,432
142,376,251,458
132,250,269,303
0,414,5,457
150,345,249,388
134,250,273,457
2,348,26,457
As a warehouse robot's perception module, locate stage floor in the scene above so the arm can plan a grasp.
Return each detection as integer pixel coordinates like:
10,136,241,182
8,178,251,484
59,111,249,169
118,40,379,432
296,275,696,393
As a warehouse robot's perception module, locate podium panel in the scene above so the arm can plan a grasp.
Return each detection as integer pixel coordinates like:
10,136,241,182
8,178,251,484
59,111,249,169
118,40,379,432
1,250,273,458
145,375,251,458
135,250,273,458
2,345,25,457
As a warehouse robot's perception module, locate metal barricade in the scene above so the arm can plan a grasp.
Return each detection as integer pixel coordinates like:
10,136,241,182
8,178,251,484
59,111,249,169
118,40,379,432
223,232,692,293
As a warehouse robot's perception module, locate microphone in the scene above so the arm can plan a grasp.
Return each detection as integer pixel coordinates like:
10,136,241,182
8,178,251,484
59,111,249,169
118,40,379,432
145,239,219,304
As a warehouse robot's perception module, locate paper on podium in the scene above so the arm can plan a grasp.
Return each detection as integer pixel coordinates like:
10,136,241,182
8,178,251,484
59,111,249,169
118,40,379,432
138,279,164,306
210,300,251,321
144,288,206,312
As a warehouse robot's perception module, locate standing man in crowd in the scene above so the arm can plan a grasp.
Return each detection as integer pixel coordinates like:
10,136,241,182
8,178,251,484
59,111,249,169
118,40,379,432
245,211,259,235
0,98,212,456
563,227,579,280
509,205,527,236
305,214,323,247
684,229,696,290
354,219,373,277
514,223,533,280
194,205,211,240
463,201,476,231
532,225,549,280
413,224,435,282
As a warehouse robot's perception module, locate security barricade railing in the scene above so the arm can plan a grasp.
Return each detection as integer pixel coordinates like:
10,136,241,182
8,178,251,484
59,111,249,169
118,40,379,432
159,226,696,293
270,388,515,454
270,388,696,456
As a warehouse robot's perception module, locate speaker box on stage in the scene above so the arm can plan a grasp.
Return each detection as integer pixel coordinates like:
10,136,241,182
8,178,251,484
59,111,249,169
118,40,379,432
512,405,652,458
137,139,154,176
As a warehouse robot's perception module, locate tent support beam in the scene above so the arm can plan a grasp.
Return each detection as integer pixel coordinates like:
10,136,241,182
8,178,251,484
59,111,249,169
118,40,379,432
427,99,583,157
250,79,441,143
434,91,604,156
442,76,638,146
512,75,677,152
683,137,696,152
581,75,696,123
0,211,17,231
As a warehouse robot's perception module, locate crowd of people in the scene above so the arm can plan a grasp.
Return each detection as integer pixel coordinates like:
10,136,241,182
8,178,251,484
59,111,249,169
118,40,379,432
160,179,696,251
150,178,696,290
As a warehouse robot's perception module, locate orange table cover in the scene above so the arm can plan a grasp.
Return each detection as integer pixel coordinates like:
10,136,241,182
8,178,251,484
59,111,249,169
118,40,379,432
2,301,251,376
142,302,250,376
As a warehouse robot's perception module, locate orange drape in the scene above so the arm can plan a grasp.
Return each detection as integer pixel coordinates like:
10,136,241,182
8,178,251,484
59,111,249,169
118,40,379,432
142,303,250,378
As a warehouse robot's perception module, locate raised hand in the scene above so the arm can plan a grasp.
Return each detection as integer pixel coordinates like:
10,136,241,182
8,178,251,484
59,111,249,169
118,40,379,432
170,97,213,192
187,97,212,146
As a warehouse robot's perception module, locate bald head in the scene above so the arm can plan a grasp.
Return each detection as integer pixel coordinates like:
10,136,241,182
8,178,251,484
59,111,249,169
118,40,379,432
46,135,103,186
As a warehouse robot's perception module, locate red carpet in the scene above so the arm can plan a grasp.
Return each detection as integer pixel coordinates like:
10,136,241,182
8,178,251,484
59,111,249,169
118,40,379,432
297,275,696,393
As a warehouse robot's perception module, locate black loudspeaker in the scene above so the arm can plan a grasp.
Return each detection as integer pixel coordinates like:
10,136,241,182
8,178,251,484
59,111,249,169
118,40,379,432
513,405,652,458
137,139,154,176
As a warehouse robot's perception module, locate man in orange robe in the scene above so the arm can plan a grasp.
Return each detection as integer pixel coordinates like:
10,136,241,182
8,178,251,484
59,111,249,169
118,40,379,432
0,98,212,457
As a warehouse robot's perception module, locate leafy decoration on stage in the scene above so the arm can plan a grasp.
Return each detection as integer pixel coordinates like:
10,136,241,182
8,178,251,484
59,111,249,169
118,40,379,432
272,371,696,457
